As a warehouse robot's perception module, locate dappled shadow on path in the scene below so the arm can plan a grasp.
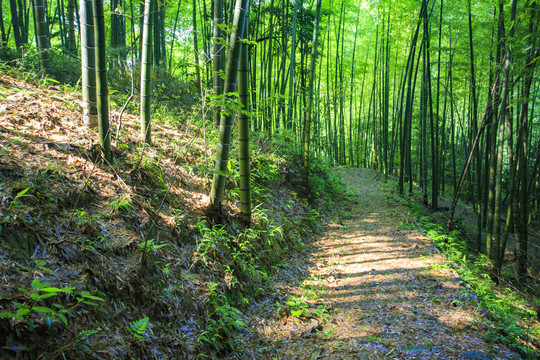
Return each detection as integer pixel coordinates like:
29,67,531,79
232,168,522,360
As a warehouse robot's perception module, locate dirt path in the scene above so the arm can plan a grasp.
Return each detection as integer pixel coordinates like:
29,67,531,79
238,168,521,359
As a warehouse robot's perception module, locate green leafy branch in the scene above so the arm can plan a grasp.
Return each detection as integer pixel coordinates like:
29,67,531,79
1,261,105,327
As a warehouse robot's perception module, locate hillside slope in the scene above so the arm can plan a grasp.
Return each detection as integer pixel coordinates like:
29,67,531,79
0,71,326,359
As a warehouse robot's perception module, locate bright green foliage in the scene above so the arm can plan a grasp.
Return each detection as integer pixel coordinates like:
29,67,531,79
198,282,247,353
1,261,105,328
128,317,150,339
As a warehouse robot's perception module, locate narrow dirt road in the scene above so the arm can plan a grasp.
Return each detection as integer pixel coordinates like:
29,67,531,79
238,168,521,359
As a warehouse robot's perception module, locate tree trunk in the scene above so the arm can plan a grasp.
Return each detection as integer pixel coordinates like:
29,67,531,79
67,0,76,53
33,0,50,72
92,0,111,162
493,0,517,272
238,13,251,225
302,0,322,187
286,0,300,131
208,0,249,213
0,2,6,47
80,0,97,127
140,0,153,143
192,0,202,92
212,0,223,127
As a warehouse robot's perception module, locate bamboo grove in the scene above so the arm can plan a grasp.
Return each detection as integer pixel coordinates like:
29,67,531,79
1,0,539,277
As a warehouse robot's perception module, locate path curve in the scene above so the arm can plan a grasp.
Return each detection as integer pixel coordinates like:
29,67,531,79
238,168,520,360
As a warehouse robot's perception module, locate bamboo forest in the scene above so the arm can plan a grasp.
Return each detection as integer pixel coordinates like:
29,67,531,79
0,0,539,357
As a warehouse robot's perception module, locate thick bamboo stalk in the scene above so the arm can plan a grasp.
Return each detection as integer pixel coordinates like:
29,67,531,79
80,0,97,127
33,0,50,71
92,0,111,162
208,0,249,212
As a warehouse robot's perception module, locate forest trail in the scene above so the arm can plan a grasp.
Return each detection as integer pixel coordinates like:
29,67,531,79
238,168,521,360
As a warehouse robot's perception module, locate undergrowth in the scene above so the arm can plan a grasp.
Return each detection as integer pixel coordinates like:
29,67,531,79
0,56,346,359
393,194,540,358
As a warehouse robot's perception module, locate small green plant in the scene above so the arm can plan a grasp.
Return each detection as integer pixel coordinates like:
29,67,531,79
108,194,133,213
138,239,168,254
1,261,105,327
198,282,247,353
74,209,101,235
281,296,308,318
127,317,149,339
9,187,34,210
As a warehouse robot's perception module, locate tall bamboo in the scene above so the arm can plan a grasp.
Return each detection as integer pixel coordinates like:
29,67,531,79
140,0,153,143
208,0,249,213
302,0,322,186
33,0,50,72
80,0,97,127
192,0,202,92
238,13,251,225
9,0,23,49
92,0,112,162
286,0,300,130
67,0,76,53
212,0,223,127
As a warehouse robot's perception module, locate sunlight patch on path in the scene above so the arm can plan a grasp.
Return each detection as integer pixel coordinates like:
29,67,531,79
234,168,521,360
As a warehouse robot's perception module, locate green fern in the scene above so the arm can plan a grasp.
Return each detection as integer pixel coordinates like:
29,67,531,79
128,317,149,339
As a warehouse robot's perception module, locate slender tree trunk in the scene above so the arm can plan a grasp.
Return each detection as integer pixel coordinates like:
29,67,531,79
0,2,6,47
33,0,50,72
432,0,443,208
92,0,111,161
193,0,202,93
140,0,153,143
80,0,97,127
493,0,517,272
9,0,23,50
212,0,223,127
286,0,300,131
67,0,76,53
265,0,274,130
17,0,28,45
152,0,161,66
208,0,249,213
467,0,482,250
238,13,251,225
399,7,423,194
349,13,360,167
382,6,391,179
169,0,183,69
302,0,322,187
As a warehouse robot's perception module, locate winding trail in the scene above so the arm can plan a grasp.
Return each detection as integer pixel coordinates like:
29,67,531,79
239,168,520,359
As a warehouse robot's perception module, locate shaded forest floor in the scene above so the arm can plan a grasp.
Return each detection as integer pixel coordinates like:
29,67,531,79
231,168,539,359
